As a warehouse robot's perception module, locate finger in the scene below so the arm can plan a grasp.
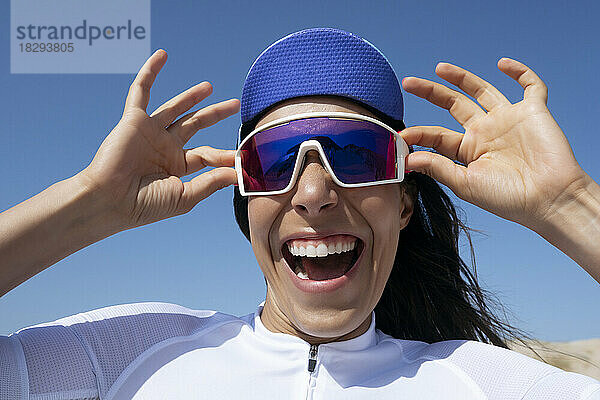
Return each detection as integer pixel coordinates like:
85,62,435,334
497,58,548,103
124,49,168,113
402,77,485,128
400,126,465,163
435,62,510,111
405,151,468,195
169,98,241,145
183,146,235,176
176,167,237,214
150,81,213,128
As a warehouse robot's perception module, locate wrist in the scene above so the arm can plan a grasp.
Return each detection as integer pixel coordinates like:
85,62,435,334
535,172,600,235
528,171,600,281
70,171,129,238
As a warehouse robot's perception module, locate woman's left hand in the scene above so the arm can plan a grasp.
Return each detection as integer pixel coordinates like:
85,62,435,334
401,58,589,230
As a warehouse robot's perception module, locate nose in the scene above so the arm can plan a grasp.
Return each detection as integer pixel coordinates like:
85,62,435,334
291,150,339,217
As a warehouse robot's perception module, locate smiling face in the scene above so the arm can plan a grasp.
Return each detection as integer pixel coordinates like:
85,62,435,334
248,96,414,344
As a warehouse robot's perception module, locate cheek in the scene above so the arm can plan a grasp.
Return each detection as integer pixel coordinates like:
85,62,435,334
361,197,401,235
357,188,403,273
248,197,286,265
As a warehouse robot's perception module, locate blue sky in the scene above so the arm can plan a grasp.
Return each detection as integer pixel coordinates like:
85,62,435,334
1,0,598,341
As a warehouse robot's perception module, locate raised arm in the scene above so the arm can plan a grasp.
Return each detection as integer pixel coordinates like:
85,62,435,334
0,50,240,297
400,58,600,283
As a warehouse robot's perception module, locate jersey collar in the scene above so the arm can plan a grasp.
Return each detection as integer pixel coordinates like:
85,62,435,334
252,302,379,351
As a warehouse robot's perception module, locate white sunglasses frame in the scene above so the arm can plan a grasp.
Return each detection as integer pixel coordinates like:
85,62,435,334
235,111,409,197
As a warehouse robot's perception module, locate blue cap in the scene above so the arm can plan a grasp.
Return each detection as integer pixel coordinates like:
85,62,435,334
241,28,403,124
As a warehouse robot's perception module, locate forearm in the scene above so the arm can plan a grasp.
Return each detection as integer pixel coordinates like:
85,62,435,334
532,172,600,284
0,174,124,297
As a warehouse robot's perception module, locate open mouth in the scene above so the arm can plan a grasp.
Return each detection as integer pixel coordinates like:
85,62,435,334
281,235,364,281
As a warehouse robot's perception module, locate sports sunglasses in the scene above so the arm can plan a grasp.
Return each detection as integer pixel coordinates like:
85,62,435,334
235,112,410,196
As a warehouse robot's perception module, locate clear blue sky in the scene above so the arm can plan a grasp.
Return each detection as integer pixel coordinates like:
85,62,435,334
1,0,598,341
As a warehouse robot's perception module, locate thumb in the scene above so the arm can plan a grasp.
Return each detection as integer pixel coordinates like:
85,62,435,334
406,151,467,193
177,167,237,214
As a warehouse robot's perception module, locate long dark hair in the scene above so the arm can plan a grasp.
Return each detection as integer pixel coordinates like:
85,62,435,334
374,171,519,346
232,98,528,348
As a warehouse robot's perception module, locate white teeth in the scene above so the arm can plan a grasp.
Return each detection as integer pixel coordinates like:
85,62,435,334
296,270,309,280
316,243,328,257
288,239,358,258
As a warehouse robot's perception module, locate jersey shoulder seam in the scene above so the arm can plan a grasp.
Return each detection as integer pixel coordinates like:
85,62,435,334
518,370,562,400
9,334,30,399
64,323,103,397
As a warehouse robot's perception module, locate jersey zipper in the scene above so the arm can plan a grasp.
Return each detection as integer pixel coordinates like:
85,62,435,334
305,344,319,400
307,344,319,372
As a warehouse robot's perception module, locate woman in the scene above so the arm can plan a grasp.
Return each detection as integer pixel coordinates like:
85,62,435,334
1,28,599,399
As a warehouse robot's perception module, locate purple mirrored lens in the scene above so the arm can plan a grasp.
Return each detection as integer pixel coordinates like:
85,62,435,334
240,118,397,193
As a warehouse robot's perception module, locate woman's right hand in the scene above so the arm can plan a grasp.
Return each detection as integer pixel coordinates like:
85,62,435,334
77,49,240,231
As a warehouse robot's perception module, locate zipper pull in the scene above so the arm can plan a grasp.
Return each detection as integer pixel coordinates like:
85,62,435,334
307,344,319,372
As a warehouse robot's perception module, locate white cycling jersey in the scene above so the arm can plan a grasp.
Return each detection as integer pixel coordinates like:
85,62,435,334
1,301,599,400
